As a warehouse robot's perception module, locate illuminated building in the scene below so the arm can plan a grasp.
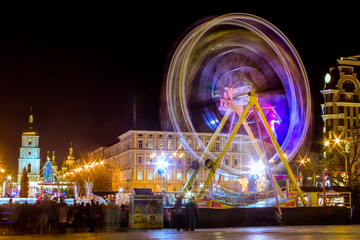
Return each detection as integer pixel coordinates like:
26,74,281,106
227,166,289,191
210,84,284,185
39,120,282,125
17,107,41,184
90,130,258,193
321,56,360,138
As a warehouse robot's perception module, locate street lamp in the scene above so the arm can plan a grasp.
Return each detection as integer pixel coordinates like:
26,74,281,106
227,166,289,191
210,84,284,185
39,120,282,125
155,155,169,194
325,73,331,84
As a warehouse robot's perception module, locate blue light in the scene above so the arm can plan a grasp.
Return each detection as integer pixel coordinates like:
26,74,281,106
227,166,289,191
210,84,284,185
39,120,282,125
156,156,169,175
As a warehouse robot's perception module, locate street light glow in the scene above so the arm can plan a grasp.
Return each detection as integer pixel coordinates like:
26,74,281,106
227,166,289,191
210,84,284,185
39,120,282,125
325,73,331,83
156,155,169,175
250,161,266,175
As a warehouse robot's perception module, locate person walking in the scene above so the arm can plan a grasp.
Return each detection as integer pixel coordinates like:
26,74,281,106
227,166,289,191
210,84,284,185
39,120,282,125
186,197,199,231
172,196,183,231
58,199,68,234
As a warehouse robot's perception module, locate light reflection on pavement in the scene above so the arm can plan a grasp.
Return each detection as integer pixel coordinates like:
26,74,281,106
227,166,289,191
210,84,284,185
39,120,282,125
1,225,360,240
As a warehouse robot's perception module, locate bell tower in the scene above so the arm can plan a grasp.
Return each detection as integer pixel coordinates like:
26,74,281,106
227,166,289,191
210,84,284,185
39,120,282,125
18,107,41,184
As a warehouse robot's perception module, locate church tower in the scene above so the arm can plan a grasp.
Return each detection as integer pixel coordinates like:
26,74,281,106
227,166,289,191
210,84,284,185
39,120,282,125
62,142,76,172
18,107,41,184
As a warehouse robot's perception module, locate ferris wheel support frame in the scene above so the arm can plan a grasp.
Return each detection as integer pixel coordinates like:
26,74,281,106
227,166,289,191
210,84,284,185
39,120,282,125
193,92,307,206
180,107,233,198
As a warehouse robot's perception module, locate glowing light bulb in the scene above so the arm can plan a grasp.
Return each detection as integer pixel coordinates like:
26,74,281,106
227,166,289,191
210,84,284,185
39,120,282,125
325,73,331,84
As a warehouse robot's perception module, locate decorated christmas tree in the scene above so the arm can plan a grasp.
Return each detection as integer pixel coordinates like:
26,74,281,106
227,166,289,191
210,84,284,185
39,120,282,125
44,160,53,183
20,167,29,198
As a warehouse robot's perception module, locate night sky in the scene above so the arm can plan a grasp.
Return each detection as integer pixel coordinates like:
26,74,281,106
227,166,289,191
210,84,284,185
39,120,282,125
0,4,359,173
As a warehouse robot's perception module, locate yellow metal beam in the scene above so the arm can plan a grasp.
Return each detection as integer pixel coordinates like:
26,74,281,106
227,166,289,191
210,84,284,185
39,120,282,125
180,107,232,198
195,102,252,203
254,100,307,206
242,119,284,199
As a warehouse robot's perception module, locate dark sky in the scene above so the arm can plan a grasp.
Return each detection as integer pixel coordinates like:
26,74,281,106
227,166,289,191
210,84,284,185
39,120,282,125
0,4,359,173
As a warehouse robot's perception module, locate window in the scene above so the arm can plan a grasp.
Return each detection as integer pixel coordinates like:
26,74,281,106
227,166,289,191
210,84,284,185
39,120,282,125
338,106,344,113
342,80,356,92
137,171,143,180
178,159,182,166
196,173,201,181
233,144,238,152
28,139,32,146
354,95,359,103
27,163,31,173
148,139,153,149
338,119,344,126
215,142,220,151
326,119,332,127
167,140,172,150
28,151,31,156
326,94,333,102
158,140,163,149
340,94,345,101
224,176,229,182
225,159,229,165
234,159,238,166
177,172,182,180
167,173,172,181
147,172,153,180
138,156,143,164
326,107,333,114
138,140,143,149
187,172,191,180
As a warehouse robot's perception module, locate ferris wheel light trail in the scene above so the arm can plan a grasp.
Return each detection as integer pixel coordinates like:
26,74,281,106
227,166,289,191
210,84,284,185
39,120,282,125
164,13,312,207
165,13,311,173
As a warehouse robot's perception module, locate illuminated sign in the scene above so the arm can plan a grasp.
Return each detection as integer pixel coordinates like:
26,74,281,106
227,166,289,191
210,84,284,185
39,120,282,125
218,87,234,111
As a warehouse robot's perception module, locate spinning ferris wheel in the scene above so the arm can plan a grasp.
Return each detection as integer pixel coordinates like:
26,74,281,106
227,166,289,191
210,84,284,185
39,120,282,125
165,13,312,207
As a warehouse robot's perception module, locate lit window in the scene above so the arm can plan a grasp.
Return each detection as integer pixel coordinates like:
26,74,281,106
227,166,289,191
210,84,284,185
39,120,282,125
158,140,163,149
187,172,191,180
137,171,143,180
167,173,172,181
196,173,200,181
177,172,182,180
148,139,153,149
147,172,153,180
167,140,172,150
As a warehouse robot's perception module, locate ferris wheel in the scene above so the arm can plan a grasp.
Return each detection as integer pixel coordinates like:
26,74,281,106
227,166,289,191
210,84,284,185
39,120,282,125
165,13,312,207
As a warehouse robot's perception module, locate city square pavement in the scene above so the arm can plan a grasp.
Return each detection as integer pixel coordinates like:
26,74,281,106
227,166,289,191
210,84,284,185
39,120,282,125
0,225,360,239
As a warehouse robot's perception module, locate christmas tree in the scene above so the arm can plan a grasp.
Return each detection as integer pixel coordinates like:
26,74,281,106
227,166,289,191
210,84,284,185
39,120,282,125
20,167,29,198
44,160,53,183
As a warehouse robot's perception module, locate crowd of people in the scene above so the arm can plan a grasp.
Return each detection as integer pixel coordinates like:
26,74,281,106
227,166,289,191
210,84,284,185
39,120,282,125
0,198,129,235
0,196,200,235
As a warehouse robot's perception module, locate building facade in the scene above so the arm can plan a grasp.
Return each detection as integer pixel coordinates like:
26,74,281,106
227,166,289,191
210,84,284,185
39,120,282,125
321,56,360,138
18,108,41,184
90,130,258,193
